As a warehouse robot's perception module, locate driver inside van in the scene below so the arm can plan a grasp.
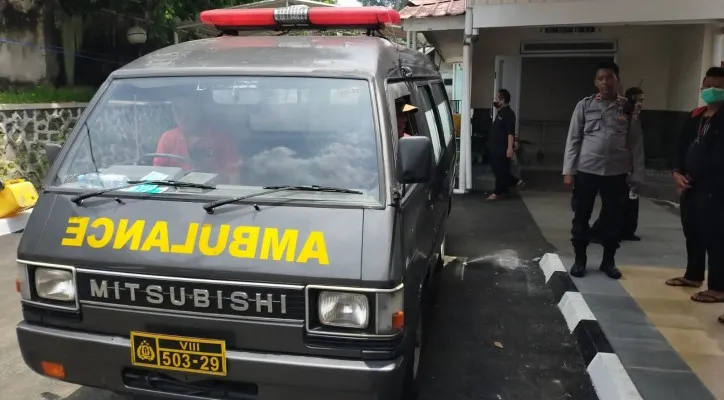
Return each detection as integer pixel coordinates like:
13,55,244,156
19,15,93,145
153,96,241,183
396,102,418,138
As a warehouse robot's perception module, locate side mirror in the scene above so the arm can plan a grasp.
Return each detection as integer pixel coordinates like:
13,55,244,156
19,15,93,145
44,143,63,167
396,136,434,184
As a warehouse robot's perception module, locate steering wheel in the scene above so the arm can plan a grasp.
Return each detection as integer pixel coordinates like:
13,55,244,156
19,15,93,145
136,153,194,166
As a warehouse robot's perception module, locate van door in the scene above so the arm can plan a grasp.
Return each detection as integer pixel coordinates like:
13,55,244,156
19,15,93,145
388,82,434,279
413,82,448,250
429,81,456,210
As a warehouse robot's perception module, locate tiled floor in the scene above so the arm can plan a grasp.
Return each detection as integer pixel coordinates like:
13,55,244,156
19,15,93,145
618,265,724,400
521,189,723,400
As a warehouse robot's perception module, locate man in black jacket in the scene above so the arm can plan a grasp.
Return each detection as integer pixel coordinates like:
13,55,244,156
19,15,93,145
665,66,724,305
487,89,523,200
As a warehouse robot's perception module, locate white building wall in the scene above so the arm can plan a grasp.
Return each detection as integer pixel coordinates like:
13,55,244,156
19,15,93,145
667,25,708,112
471,0,724,28
471,25,707,112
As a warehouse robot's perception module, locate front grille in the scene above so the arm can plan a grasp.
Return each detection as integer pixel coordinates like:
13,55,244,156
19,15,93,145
123,368,258,399
76,270,305,321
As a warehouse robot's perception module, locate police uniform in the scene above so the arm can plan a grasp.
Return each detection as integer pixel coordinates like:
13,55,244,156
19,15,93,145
562,93,645,278
671,106,724,294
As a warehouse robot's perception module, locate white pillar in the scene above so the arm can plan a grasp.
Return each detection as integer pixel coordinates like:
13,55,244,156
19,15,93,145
411,31,417,51
456,7,473,193
713,24,724,67
464,33,475,191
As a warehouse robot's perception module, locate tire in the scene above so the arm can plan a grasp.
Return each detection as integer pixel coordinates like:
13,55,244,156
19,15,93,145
401,306,425,400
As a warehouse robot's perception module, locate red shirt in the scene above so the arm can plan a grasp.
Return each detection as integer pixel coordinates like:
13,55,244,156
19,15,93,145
153,127,239,174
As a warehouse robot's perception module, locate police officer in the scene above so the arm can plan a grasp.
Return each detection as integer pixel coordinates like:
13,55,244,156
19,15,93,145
562,61,645,279
487,89,522,201
665,66,724,305
590,87,646,243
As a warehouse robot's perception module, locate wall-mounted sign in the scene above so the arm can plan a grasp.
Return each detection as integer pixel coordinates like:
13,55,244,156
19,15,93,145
541,27,598,34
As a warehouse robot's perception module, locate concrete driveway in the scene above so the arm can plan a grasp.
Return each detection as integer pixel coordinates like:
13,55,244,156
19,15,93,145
0,234,117,399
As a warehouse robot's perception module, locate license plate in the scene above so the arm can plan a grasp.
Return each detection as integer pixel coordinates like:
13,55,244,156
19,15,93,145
130,331,227,376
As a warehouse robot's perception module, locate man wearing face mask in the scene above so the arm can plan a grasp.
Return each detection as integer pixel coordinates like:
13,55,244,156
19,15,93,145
666,66,724,306
487,89,523,201
562,61,645,280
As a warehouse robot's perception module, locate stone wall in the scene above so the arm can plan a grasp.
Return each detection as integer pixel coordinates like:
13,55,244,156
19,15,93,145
0,103,86,188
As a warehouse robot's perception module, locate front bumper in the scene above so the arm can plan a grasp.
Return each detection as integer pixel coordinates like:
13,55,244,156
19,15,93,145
17,322,405,400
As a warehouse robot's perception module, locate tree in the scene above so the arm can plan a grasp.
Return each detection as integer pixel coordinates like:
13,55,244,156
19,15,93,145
359,0,401,10
52,0,254,85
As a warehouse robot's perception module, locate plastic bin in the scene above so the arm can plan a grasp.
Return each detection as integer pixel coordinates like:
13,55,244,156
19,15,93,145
0,179,38,218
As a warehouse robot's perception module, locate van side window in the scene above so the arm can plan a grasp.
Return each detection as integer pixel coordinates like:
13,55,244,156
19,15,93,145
394,94,420,139
430,83,454,146
417,85,444,163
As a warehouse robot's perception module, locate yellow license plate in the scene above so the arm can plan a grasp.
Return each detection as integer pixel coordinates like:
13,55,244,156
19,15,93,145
130,331,227,376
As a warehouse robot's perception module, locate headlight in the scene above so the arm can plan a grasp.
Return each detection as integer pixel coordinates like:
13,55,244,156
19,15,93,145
34,268,75,302
318,291,369,329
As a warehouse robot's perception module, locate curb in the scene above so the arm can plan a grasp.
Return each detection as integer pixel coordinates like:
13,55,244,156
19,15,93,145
539,253,643,400
0,209,32,237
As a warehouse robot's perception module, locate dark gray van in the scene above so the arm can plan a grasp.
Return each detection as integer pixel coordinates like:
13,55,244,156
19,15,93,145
15,8,456,399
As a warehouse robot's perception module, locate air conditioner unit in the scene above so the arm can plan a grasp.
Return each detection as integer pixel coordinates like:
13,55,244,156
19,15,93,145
520,40,617,55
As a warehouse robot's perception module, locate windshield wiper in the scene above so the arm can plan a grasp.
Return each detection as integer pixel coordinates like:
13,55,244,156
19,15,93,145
203,185,362,214
70,180,216,206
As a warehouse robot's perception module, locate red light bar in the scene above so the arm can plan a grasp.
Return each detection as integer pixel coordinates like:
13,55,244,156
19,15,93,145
200,6,401,30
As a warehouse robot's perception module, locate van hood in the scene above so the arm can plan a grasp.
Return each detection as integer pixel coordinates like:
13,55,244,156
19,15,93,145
18,194,364,284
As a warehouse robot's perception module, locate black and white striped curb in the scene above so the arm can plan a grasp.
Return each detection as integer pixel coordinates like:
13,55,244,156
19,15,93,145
538,253,643,400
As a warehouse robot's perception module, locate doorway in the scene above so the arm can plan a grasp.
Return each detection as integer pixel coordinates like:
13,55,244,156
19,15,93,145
517,55,614,170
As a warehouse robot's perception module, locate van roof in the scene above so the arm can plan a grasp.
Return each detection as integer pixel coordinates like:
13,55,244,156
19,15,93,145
111,35,440,80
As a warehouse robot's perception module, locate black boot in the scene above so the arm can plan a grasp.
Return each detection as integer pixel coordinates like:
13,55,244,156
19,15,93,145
600,247,622,279
570,247,587,277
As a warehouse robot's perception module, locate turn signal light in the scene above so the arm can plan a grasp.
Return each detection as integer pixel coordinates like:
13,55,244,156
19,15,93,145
41,361,66,380
15,279,20,293
391,311,404,330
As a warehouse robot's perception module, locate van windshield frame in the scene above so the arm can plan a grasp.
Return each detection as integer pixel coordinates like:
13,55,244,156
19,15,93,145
46,75,385,207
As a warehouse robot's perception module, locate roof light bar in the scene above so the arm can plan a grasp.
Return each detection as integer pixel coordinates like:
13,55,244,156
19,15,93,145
200,6,401,30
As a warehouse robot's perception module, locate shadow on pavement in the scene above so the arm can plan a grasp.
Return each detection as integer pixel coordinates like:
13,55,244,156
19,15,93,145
418,257,596,400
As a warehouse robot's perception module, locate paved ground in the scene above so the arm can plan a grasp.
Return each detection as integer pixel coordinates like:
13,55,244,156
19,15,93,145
419,193,596,400
1,191,596,400
520,187,722,400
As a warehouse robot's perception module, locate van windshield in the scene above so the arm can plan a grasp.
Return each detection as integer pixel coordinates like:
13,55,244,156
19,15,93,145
50,76,381,203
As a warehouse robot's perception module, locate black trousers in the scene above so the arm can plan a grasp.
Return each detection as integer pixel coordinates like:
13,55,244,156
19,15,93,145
680,187,724,291
591,195,639,239
571,172,628,250
490,154,518,195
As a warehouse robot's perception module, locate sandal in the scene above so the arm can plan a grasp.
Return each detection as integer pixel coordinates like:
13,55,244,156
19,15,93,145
690,291,724,303
665,277,703,288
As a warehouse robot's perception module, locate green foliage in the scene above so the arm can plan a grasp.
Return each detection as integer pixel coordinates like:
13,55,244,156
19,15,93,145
359,0,400,9
54,0,257,45
0,85,96,104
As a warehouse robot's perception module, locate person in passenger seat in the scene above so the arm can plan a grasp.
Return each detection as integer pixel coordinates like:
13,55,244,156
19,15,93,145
396,102,418,138
154,96,242,183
